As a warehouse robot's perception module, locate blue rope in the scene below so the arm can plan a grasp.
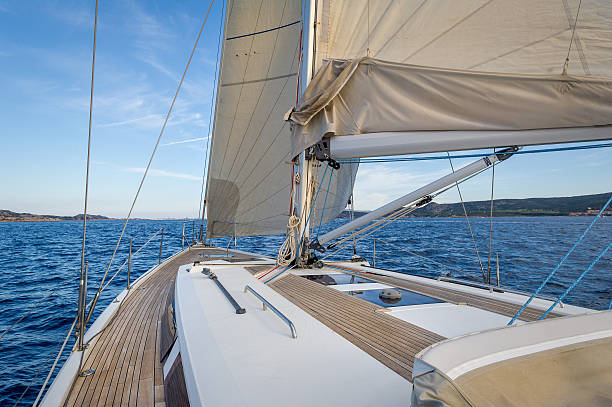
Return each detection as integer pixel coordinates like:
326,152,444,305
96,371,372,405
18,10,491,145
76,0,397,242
540,241,612,319
508,193,612,325
263,265,292,284
608,297,612,311
265,164,329,284
338,142,612,164
317,168,335,238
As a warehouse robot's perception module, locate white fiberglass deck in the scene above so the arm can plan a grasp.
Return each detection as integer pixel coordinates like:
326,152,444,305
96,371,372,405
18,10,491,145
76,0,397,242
174,262,412,407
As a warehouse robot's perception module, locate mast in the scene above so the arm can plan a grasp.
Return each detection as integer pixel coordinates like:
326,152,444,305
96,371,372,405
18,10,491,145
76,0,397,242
295,0,317,264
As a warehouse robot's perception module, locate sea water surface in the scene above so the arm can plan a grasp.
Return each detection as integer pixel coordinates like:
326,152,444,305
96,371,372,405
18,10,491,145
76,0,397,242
0,217,611,405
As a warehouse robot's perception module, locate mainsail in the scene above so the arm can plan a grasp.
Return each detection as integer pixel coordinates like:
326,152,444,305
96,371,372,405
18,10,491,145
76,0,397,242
205,0,357,238
290,0,612,156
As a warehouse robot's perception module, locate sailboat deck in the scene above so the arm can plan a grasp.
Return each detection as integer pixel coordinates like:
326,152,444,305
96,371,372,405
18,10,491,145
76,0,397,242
269,274,445,381
63,247,213,407
328,265,564,321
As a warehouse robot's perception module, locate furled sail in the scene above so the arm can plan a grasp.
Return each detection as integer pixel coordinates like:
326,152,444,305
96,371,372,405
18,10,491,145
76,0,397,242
205,0,357,238
289,0,612,156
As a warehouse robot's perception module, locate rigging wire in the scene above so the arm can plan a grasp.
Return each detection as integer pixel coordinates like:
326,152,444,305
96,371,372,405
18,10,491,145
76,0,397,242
0,289,59,342
487,152,496,283
77,0,98,343
101,227,164,292
508,193,612,325
350,193,357,254
198,0,225,241
562,0,583,75
373,238,465,276
32,316,78,407
321,163,494,261
85,0,216,325
12,349,56,406
539,241,612,319
316,167,334,237
447,152,486,281
366,0,371,56
338,142,612,164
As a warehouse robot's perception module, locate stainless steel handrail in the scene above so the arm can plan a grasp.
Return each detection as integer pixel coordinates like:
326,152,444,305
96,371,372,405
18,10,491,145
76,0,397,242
244,285,297,338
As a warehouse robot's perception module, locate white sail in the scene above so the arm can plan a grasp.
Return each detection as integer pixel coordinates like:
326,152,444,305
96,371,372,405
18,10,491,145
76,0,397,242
205,0,357,238
289,0,612,156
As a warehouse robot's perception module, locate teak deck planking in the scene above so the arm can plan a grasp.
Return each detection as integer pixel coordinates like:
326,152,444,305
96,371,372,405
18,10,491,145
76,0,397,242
269,274,445,381
61,247,563,405
332,267,563,321
64,247,210,407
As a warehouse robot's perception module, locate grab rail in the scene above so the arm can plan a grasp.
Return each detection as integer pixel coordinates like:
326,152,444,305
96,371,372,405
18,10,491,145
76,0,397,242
205,270,246,314
244,285,297,338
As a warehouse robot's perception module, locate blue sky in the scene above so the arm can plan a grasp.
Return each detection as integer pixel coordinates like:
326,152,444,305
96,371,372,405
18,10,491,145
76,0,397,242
1,0,610,218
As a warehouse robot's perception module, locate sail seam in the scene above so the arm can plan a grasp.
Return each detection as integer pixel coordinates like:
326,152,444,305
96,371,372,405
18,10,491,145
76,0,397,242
226,20,300,41
215,0,291,206
221,72,297,87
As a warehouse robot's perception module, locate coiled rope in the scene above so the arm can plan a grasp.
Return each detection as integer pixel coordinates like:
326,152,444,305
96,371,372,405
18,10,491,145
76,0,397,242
277,215,301,266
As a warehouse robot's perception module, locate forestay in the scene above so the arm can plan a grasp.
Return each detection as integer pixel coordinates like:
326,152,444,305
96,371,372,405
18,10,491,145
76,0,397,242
289,0,612,156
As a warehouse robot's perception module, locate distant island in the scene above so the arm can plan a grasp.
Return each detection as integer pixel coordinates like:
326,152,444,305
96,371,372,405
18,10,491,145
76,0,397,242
0,210,109,222
3,192,611,222
339,192,612,218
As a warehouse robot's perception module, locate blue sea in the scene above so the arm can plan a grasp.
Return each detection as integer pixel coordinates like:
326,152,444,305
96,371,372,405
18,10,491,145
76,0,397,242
0,217,611,405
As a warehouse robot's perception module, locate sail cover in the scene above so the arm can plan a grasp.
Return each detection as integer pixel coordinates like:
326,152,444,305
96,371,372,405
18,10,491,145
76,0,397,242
289,0,612,156
205,0,357,238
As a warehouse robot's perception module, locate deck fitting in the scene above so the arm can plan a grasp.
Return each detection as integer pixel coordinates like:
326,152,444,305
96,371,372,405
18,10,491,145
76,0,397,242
78,369,95,377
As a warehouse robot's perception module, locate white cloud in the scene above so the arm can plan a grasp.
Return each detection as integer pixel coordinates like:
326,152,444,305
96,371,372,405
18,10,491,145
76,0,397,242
162,136,208,146
98,114,163,128
353,164,448,210
125,167,200,181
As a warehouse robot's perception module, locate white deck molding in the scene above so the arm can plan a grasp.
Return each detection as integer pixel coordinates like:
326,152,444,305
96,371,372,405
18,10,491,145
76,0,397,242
414,310,612,380
175,263,412,407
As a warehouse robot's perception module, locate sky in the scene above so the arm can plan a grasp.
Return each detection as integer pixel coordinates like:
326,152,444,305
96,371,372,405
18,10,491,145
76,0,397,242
1,0,611,219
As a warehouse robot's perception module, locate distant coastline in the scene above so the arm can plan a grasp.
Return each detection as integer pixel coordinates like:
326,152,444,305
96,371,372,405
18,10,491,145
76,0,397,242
3,191,611,222
0,210,112,222
339,191,612,218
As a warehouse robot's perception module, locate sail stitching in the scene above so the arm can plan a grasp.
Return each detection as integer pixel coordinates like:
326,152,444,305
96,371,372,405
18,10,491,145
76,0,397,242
373,0,427,59
199,0,225,241
214,0,264,188
226,20,300,41
218,0,290,195
467,28,569,71
221,72,297,87
562,0,590,75
226,41,300,192
224,41,301,197
401,0,494,63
